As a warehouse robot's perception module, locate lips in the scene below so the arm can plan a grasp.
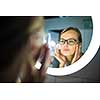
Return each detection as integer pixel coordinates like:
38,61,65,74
63,48,70,51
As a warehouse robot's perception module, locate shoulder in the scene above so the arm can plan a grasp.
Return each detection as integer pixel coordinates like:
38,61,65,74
51,57,59,68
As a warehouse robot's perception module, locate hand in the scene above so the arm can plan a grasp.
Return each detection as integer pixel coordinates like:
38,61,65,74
19,44,50,83
32,43,50,82
54,46,67,68
71,44,81,64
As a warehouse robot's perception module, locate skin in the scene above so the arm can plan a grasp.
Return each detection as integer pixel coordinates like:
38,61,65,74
55,30,82,68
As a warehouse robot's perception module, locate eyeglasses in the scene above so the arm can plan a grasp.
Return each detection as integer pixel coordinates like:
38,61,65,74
59,38,79,45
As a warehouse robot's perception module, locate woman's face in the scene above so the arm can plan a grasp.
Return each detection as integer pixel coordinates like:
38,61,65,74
30,30,45,58
60,30,79,56
29,17,45,59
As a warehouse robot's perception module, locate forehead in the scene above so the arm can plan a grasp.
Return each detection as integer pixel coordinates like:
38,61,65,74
61,30,79,40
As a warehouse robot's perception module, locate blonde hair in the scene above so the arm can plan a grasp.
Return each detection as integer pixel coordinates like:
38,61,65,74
28,16,44,33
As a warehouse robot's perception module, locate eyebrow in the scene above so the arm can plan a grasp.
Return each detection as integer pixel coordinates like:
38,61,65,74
60,38,77,41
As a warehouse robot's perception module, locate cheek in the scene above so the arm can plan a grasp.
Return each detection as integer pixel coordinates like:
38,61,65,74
25,39,40,62
69,46,76,54
30,44,41,59
30,36,43,55
30,36,43,48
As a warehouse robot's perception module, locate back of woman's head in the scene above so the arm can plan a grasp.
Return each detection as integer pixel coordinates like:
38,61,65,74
0,17,35,71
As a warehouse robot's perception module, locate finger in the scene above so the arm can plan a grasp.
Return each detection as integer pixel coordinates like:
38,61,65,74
71,45,79,64
55,47,60,56
54,55,63,63
34,44,48,70
76,45,81,59
39,44,50,76
38,44,47,62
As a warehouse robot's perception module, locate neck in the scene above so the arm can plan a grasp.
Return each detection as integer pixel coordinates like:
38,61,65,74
66,55,73,63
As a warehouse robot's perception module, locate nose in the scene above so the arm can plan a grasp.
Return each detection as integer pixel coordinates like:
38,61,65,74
64,41,69,46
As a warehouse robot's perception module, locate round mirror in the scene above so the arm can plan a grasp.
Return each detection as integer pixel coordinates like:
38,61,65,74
43,16,99,76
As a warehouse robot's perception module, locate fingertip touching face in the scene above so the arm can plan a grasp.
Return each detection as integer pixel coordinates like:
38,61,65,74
60,29,80,56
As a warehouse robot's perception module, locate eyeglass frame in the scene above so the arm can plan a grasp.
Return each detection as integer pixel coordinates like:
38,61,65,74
59,38,79,45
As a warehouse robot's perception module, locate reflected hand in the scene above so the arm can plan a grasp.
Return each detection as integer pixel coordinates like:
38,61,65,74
71,44,81,64
54,47,66,68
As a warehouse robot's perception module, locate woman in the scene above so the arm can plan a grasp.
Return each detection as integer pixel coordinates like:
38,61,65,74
54,27,83,68
0,16,50,82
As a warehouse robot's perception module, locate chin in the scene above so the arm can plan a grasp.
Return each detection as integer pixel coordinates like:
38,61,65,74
63,54,71,56
62,51,74,56
62,52,71,56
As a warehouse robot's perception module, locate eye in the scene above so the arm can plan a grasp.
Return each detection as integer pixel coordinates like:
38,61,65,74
60,40,65,44
68,39,76,45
